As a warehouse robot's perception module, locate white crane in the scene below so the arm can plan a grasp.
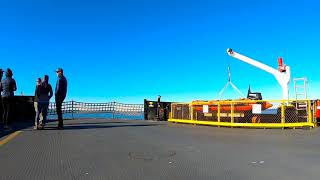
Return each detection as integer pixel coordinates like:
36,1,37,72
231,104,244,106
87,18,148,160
226,48,291,101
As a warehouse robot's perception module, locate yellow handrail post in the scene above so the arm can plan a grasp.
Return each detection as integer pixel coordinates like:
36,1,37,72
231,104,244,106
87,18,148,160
308,100,312,125
169,104,173,119
190,103,194,120
181,105,184,121
170,104,173,120
231,102,234,124
217,101,221,123
313,101,317,127
281,101,285,127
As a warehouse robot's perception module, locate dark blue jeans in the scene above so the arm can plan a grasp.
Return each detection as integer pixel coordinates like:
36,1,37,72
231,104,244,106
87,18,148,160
40,102,49,125
2,97,13,127
55,98,64,127
34,102,49,126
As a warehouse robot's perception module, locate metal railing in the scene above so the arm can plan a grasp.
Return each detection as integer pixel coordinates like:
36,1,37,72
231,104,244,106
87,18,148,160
48,101,144,120
169,100,317,128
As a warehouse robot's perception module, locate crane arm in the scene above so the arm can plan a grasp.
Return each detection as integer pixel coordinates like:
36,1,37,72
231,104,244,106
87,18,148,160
227,48,280,76
226,48,291,100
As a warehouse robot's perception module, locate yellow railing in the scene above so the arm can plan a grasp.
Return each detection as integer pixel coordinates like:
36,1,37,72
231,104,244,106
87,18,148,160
169,100,316,128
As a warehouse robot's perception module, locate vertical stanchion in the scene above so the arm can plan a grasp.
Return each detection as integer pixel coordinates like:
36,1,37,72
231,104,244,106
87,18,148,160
190,103,193,121
112,102,115,119
231,102,234,124
308,100,312,125
71,100,74,120
281,101,285,128
170,104,172,120
313,101,316,126
181,104,184,120
190,103,196,125
217,101,221,124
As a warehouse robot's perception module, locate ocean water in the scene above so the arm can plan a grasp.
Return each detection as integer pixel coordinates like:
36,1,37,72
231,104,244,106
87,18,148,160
48,112,144,120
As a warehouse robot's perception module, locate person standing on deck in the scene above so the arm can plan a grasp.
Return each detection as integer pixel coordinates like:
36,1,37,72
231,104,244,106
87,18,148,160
33,78,41,129
38,75,53,129
0,68,17,130
0,69,4,125
34,78,42,130
55,68,67,129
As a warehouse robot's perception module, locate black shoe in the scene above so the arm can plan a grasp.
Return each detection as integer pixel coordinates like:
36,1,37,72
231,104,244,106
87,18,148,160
4,125,12,131
57,126,64,130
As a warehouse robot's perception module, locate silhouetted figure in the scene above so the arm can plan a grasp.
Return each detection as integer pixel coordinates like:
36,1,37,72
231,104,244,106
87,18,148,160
55,68,67,129
157,95,161,121
0,68,17,130
0,69,3,125
34,78,42,130
38,75,53,129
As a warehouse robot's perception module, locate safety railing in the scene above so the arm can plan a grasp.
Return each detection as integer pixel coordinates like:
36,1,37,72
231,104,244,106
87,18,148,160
169,100,316,128
48,101,144,119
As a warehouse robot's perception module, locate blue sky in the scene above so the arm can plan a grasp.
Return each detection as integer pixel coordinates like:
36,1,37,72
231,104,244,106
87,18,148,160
1,0,320,103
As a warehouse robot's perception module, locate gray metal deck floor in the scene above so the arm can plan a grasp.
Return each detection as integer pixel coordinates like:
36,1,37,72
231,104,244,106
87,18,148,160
1,118,320,180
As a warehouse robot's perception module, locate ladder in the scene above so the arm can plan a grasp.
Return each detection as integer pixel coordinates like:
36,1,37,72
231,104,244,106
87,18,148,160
294,77,308,111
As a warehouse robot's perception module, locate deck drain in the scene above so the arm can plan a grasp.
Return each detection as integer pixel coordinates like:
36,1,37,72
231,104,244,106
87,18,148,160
249,160,265,166
129,151,176,161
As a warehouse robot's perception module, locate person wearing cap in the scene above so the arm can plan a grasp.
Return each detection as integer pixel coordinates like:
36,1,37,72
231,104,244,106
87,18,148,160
0,69,4,124
0,68,17,130
55,68,67,129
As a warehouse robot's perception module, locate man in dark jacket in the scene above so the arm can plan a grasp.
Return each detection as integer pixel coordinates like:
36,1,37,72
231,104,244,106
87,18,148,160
55,68,67,129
